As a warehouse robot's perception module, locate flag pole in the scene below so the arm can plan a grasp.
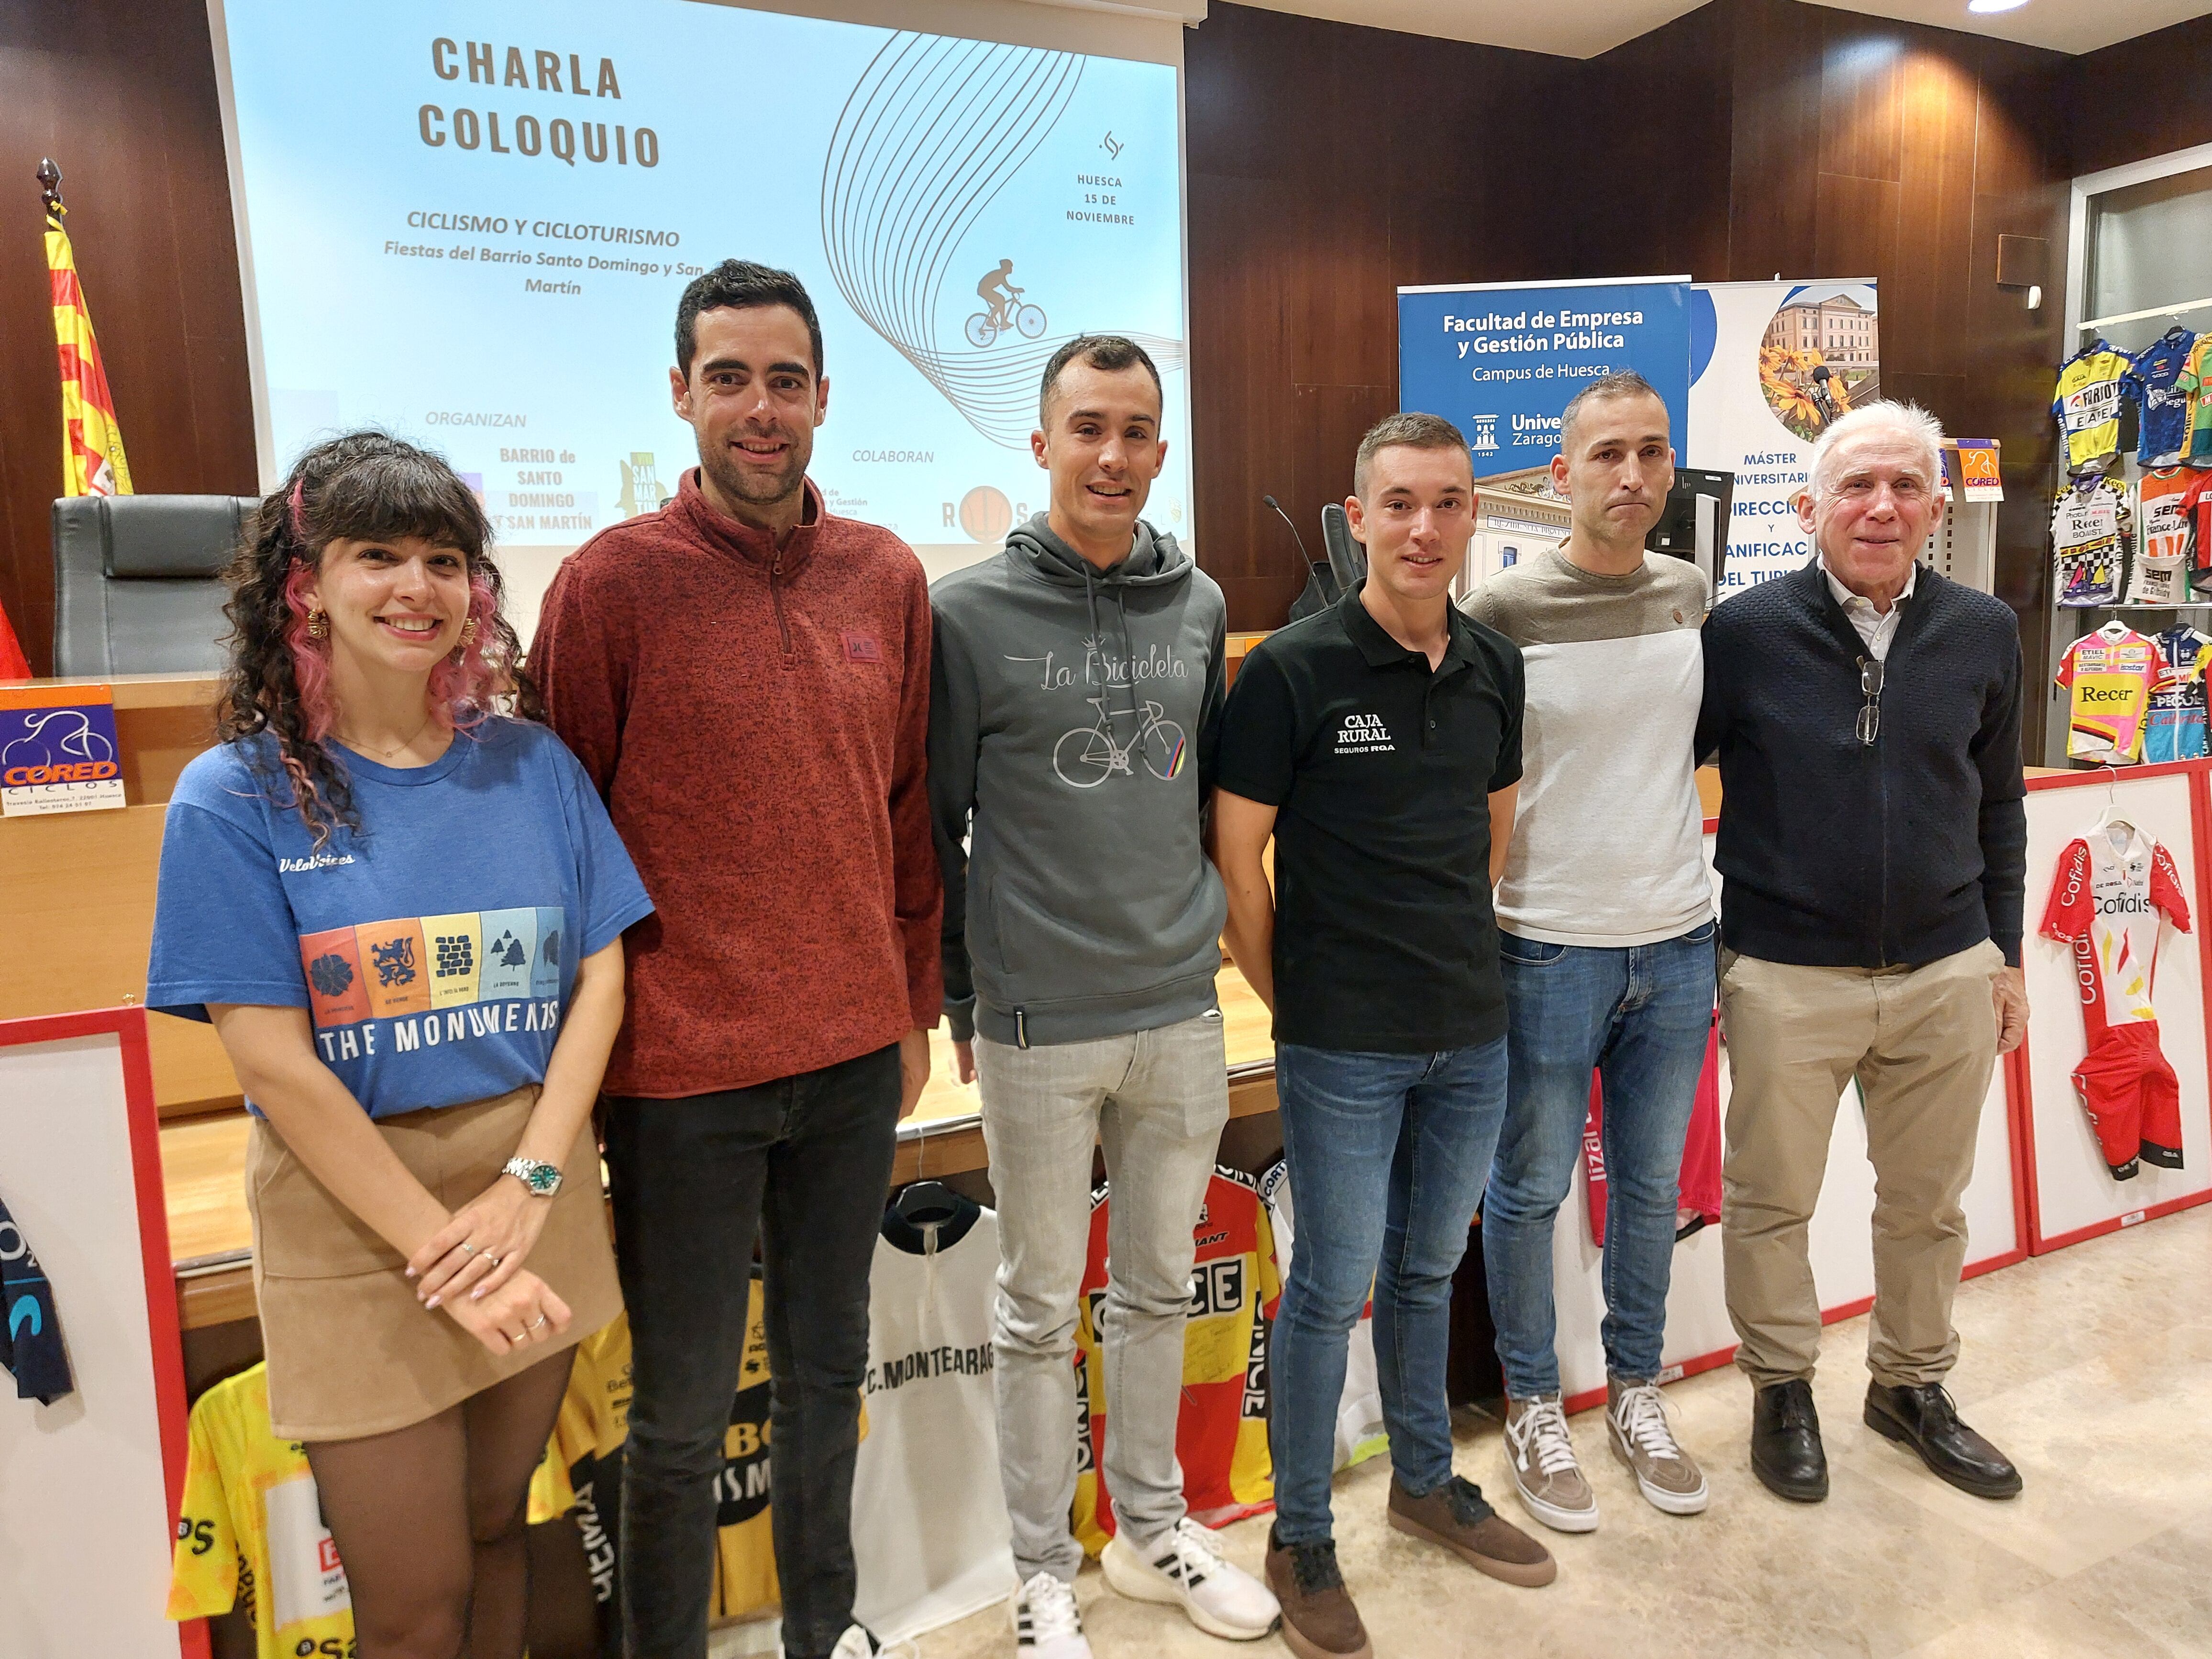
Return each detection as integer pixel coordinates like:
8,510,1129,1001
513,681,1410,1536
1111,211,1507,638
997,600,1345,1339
41,157,133,498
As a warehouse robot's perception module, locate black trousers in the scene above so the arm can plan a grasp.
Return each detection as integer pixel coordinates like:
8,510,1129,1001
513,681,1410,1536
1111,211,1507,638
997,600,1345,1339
603,1043,900,1659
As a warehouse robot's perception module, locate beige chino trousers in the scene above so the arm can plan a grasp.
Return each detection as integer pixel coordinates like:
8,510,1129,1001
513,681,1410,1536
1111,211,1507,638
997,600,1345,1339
1717,940,2004,1390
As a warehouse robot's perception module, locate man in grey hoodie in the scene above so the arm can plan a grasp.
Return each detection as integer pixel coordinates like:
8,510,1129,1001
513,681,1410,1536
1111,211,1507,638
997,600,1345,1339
929,335,1279,1658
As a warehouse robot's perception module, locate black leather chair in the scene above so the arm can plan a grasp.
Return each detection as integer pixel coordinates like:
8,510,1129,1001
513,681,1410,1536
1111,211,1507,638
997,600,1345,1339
51,495,259,676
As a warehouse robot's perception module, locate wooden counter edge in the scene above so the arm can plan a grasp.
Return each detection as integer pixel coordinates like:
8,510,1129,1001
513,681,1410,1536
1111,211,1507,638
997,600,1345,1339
177,1066,1288,1331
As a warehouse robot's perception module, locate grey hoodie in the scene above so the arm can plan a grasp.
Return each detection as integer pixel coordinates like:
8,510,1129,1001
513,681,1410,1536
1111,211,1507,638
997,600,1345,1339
929,513,1229,1047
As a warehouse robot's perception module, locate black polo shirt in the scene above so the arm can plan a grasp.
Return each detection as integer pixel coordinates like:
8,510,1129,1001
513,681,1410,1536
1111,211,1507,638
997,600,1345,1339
1215,584,1524,1054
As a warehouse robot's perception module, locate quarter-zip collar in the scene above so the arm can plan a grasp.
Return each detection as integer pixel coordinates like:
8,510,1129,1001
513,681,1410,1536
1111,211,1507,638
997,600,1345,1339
672,467,825,578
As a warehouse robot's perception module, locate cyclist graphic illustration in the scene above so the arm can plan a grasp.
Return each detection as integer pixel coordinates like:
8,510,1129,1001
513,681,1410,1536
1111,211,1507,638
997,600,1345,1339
1052,691,1187,789
0,706,115,778
967,259,1047,347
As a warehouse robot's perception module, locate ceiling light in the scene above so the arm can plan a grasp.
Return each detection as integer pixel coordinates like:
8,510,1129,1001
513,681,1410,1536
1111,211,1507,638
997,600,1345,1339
1967,0,2030,13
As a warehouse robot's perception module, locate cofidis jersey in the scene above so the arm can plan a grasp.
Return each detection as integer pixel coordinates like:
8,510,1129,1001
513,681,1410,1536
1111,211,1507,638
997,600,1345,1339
148,720,653,1119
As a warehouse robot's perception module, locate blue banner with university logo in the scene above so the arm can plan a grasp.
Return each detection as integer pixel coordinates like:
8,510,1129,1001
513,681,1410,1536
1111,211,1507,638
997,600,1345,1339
1396,277,1692,487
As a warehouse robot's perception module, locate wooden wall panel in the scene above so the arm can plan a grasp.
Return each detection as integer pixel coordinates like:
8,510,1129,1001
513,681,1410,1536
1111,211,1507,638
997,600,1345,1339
1184,2,1579,630
2065,14,2212,178
0,0,257,676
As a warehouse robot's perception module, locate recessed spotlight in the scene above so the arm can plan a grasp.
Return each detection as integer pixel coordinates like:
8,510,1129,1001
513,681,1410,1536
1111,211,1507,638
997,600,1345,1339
1967,0,2030,13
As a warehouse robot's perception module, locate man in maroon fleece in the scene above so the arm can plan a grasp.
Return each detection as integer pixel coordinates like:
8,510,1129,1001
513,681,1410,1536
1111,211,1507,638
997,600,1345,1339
530,260,940,1659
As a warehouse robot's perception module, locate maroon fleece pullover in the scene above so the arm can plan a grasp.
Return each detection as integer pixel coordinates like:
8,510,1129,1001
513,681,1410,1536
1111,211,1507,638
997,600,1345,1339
530,470,941,1097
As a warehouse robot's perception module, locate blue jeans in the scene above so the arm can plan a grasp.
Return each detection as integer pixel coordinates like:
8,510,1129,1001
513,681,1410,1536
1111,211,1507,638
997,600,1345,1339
1269,1038,1509,1544
1483,924,1715,1400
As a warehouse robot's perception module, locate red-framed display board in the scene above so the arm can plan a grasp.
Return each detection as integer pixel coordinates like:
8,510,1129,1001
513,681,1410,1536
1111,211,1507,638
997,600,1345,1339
2016,761,2212,1254
0,1006,203,1658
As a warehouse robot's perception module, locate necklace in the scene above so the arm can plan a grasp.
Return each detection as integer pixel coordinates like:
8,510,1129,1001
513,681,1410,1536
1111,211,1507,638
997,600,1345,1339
335,714,436,762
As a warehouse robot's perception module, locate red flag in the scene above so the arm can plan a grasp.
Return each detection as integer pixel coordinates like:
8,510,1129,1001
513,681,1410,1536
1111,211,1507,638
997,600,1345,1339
0,601,31,681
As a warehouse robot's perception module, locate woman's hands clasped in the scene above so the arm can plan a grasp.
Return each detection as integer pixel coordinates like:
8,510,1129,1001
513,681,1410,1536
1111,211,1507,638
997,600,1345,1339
408,1176,552,1311
442,1267,574,1357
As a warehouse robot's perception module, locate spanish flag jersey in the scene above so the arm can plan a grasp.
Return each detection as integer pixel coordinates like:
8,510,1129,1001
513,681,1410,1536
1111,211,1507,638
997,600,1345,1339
1072,1166,1280,1554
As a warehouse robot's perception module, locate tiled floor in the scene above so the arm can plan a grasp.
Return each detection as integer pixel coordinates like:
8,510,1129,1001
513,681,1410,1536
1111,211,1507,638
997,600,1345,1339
902,1205,2212,1659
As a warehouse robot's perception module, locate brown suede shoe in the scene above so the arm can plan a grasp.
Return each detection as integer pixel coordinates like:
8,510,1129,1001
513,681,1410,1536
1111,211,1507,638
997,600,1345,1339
1264,1526,1372,1659
1387,1475,1558,1587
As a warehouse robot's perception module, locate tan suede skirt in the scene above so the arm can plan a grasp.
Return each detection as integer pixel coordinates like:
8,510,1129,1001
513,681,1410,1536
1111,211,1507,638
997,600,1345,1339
246,1085,622,1442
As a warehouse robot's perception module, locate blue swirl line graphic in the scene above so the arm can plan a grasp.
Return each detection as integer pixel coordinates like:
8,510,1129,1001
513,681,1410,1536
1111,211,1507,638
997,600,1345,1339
822,33,1183,449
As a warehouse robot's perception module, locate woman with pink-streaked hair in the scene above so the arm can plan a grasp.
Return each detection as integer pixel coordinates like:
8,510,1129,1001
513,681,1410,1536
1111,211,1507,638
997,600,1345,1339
147,432,653,1659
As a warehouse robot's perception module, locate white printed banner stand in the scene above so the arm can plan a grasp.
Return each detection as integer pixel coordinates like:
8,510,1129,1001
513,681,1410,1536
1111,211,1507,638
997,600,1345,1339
1554,829,2028,1412
0,1006,201,1658
2016,762,2212,1253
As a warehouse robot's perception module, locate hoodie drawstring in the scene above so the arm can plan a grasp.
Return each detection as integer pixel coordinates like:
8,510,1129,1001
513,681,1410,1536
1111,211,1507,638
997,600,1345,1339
1079,562,1143,730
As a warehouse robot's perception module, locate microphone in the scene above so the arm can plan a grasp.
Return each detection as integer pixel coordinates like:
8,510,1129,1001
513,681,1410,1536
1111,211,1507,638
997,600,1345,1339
1262,494,1314,568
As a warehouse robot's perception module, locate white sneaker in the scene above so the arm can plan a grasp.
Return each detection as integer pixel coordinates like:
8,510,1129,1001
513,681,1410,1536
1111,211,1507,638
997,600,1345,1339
1502,1395,1600,1533
822,1626,912,1659
1102,1516,1281,1641
1012,1571,1093,1658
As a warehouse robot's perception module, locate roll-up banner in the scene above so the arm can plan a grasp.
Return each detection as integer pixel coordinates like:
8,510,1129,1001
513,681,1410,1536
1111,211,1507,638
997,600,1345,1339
1396,276,1692,494
1688,279,1880,598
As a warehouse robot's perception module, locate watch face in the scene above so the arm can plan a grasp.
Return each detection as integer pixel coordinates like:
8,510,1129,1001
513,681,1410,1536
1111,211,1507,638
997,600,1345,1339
526,1164,560,1194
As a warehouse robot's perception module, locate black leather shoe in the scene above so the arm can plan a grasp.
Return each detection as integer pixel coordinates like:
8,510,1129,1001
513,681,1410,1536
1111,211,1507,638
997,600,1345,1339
1750,1379,1828,1502
1864,1382,2023,1499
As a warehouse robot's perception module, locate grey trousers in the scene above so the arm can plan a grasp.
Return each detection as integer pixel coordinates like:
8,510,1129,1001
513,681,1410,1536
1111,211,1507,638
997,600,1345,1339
975,1010,1230,1582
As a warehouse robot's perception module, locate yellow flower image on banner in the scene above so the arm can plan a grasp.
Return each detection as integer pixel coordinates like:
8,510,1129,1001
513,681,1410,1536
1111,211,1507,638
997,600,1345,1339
45,200,133,498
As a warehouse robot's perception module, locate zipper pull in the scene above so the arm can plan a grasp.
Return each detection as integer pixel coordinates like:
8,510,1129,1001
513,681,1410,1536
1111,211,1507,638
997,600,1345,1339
1015,1008,1029,1050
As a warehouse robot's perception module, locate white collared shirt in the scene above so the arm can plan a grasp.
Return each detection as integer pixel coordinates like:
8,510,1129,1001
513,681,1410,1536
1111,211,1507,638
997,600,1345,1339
1825,560,1918,662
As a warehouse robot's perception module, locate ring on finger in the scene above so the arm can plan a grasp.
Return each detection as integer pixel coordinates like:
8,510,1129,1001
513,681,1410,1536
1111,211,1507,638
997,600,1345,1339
458,1242,478,1257
529,1313,549,1330
485,1253,502,1268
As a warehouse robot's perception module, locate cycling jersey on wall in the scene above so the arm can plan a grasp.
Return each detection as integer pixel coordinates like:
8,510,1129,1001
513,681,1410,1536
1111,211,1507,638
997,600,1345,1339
2146,625,2212,763
2040,827,2192,1179
1073,1167,1279,1554
851,1205,1015,1644
2181,337,2212,466
1259,1160,1386,1473
2126,328,2199,466
2053,341,2133,473
2051,473,2131,608
2186,470,2212,584
2056,624,2160,764
0,1194,70,1404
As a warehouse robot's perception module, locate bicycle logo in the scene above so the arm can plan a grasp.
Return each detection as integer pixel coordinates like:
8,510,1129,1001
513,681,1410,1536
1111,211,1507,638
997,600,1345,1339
966,285,1048,349
1052,694,1186,789
0,707,118,786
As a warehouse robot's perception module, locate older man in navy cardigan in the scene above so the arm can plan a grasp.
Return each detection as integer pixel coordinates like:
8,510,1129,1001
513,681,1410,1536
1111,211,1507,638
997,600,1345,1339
1696,400,2027,1508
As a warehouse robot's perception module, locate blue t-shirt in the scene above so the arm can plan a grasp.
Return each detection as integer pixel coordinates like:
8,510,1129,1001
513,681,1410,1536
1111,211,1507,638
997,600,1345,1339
2126,329,2198,465
148,719,653,1120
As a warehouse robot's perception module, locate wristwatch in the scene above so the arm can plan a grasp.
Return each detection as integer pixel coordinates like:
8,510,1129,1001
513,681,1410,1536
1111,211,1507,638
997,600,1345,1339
502,1155,564,1198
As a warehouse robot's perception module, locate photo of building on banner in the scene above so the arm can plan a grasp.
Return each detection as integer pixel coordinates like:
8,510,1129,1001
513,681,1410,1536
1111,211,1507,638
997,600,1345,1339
1687,279,1881,598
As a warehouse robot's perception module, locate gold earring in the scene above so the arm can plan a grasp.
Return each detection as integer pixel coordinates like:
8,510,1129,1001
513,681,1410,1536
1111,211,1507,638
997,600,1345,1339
458,617,479,646
306,609,329,641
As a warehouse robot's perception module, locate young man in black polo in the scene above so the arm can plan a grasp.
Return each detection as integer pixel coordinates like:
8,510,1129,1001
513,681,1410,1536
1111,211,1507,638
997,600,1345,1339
1212,412,1553,1659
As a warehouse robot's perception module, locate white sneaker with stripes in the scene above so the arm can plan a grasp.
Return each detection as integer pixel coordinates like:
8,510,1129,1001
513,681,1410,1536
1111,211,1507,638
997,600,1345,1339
1101,1516,1280,1640
1012,1570,1092,1658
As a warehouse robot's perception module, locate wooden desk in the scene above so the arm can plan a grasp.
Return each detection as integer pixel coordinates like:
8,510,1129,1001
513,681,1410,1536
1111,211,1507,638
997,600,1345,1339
0,675,241,1117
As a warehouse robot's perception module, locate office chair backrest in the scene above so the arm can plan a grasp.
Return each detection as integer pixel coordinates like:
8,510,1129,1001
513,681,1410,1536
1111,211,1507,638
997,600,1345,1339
1319,502,1365,592
52,495,259,676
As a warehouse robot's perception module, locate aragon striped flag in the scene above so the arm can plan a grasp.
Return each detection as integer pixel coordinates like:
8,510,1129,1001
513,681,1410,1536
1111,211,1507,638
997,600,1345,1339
44,172,133,498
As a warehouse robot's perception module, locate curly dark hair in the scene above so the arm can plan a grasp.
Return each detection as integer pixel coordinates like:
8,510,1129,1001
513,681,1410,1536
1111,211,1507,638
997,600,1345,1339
216,431,543,848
